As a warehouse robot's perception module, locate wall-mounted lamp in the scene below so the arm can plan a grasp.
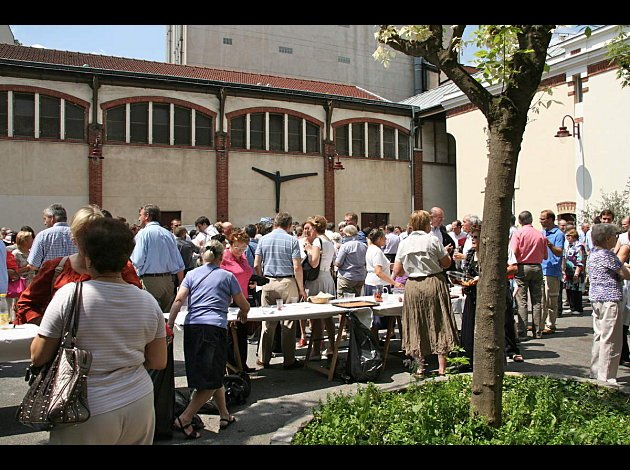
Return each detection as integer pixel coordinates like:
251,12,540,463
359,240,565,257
555,114,580,139
328,153,345,171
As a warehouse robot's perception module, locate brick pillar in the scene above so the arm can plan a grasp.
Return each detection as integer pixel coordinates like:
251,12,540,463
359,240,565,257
323,140,336,223
215,131,229,222
413,149,423,210
87,124,103,208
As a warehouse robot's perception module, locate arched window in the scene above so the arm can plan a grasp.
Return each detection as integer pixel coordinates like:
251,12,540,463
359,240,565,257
229,111,321,154
0,90,85,141
335,121,409,160
104,100,214,147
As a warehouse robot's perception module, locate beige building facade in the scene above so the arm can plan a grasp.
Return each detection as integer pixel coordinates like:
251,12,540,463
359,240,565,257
0,43,421,231
409,25,629,224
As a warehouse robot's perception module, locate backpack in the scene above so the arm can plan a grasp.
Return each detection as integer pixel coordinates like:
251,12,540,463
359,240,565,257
197,371,252,413
345,311,384,383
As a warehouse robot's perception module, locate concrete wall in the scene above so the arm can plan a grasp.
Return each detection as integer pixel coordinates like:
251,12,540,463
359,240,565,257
334,157,412,228
1,67,418,232
582,70,630,215
100,144,216,226
422,163,457,222
0,26,14,45
228,151,325,227
0,140,88,230
178,25,416,102
448,67,630,224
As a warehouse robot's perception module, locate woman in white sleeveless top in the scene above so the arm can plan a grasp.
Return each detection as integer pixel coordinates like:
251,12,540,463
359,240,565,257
303,215,337,360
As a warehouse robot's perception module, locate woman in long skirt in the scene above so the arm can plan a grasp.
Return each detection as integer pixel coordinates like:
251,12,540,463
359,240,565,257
393,210,458,376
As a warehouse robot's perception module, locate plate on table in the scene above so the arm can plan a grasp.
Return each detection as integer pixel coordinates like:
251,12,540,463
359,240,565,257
446,271,476,287
333,300,380,309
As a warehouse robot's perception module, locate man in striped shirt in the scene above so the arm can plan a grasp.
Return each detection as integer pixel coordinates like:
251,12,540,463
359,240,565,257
254,212,306,369
27,203,77,271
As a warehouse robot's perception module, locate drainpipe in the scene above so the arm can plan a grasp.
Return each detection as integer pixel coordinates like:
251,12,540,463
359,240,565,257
413,57,425,95
87,75,103,207
409,107,419,213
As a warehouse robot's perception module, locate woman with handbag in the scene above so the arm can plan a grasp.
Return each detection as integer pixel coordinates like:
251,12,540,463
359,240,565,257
167,239,250,439
14,206,141,325
30,217,167,444
302,215,337,360
220,229,255,372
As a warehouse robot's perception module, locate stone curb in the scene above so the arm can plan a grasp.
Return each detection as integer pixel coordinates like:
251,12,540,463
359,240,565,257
268,372,630,445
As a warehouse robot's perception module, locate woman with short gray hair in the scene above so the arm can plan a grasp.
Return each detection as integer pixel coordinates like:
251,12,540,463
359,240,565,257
587,223,630,384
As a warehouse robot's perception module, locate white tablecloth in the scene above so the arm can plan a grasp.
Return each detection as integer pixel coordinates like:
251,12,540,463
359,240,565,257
166,292,466,327
0,324,39,362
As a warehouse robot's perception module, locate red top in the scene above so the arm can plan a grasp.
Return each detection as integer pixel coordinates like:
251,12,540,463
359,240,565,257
14,256,142,325
510,224,547,264
6,250,18,271
220,249,253,297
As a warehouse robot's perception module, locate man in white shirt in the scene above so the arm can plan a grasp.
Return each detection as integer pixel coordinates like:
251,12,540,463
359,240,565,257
383,224,400,263
454,214,481,269
399,224,412,241
614,216,629,254
449,220,467,250
429,207,454,269
192,216,218,249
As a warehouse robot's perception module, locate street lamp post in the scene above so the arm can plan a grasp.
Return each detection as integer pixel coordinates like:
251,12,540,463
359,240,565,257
555,115,585,222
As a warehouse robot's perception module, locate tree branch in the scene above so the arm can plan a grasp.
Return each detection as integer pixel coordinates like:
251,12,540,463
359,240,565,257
377,25,494,117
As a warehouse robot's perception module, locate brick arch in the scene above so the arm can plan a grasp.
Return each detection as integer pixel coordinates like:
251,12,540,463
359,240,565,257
226,107,324,128
100,96,217,119
0,85,90,108
332,117,410,135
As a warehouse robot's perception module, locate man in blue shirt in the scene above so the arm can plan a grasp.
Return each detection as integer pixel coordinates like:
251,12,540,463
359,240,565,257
344,212,367,244
131,204,185,312
27,204,77,270
254,212,306,369
540,209,566,334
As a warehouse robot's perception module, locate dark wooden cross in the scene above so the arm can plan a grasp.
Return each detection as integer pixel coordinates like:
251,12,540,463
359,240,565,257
252,166,318,213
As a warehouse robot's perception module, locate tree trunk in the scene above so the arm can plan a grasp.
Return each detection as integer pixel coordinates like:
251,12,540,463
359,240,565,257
470,106,526,425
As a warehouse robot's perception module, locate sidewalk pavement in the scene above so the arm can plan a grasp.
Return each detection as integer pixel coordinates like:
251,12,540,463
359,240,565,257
1,298,628,445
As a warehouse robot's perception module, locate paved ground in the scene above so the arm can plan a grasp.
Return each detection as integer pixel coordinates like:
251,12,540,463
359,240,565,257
1,297,629,446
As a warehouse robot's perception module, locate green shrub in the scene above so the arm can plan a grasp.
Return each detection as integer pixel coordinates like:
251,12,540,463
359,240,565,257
292,375,630,445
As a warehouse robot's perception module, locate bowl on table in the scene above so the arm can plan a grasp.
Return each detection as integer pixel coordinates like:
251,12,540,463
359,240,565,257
308,292,334,304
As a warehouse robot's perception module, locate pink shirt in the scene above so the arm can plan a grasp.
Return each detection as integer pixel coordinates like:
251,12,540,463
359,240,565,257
510,224,547,264
220,249,253,296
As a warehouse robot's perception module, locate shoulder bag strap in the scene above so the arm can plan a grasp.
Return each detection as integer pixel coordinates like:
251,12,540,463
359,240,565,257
187,266,218,314
313,236,323,268
63,281,82,348
51,256,69,298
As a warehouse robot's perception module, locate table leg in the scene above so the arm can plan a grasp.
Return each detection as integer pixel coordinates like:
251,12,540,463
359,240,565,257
302,314,346,382
382,317,395,370
327,313,346,381
226,323,243,372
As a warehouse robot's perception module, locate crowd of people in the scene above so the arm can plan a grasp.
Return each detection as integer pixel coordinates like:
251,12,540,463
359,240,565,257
2,201,629,444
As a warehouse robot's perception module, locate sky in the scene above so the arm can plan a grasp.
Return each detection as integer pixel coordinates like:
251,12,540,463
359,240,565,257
10,25,481,65
8,25,589,66
9,25,167,62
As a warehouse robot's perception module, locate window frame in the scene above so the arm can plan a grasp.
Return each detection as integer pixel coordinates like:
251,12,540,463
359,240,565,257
13,92,35,138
